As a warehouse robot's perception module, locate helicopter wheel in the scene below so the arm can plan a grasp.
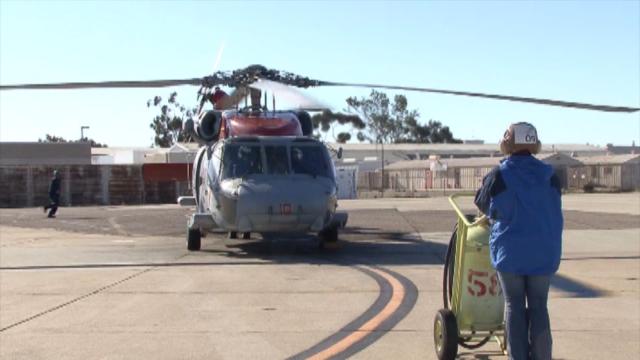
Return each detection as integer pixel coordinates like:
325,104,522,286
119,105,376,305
319,226,339,249
187,228,202,251
228,231,238,239
242,232,251,240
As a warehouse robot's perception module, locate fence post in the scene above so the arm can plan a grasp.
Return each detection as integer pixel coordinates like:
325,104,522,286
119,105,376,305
100,166,111,205
64,166,71,206
26,166,34,207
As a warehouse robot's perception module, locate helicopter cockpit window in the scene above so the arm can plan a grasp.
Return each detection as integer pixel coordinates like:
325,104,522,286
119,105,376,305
222,144,263,179
265,146,289,175
291,145,333,179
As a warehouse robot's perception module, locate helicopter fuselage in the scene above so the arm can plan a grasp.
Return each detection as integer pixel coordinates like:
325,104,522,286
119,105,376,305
207,135,338,230
181,133,347,250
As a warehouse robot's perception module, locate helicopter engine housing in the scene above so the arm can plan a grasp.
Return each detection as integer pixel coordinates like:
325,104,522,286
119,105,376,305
186,111,221,143
197,111,221,142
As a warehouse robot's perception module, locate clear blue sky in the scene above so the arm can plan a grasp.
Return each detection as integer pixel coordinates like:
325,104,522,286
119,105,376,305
1,0,638,147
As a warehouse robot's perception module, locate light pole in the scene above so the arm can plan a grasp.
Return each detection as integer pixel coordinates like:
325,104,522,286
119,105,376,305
80,126,90,141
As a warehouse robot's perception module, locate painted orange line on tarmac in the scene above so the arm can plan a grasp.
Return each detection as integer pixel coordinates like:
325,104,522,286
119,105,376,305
309,267,405,360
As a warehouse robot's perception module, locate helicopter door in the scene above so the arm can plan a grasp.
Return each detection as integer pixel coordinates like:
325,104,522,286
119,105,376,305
204,143,223,212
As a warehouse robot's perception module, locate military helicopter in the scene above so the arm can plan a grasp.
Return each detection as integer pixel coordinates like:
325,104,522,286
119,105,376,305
1,65,638,251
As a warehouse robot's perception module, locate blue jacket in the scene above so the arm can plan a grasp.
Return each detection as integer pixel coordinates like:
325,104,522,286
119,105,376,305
474,153,563,275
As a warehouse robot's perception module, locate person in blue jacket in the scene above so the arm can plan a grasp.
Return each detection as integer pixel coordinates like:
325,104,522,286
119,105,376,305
474,122,563,360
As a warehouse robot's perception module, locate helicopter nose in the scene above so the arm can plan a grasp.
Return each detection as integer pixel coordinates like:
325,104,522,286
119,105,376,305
234,177,336,233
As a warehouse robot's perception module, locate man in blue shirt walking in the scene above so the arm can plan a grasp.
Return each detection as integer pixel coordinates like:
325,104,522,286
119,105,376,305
475,122,563,360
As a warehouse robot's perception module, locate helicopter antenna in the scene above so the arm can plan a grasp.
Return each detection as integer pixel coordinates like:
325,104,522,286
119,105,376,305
263,91,267,110
212,41,225,73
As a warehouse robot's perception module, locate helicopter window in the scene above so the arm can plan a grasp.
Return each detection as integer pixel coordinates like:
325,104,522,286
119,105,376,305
291,145,332,179
222,144,263,179
265,146,289,175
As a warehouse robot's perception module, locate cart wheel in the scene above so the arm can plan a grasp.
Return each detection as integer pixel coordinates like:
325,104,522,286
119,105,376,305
434,308,458,360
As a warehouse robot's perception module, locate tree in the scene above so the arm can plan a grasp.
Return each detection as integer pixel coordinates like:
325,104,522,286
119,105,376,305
346,90,462,144
148,92,196,147
310,109,365,142
345,90,406,143
39,134,107,147
403,119,463,144
311,110,365,133
336,132,351,143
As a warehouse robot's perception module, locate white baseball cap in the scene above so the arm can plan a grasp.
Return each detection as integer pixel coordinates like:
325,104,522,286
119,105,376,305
511,122,538,144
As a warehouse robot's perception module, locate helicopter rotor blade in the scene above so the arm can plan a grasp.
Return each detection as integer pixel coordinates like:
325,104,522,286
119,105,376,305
0,78,203,90
318,81,640,113
1,62,637,114
249,79,329,110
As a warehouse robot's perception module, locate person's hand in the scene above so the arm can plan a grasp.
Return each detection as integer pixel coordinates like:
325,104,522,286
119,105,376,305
477,216,490,226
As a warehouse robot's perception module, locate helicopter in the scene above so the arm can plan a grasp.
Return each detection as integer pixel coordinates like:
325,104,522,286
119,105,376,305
1,64,638,251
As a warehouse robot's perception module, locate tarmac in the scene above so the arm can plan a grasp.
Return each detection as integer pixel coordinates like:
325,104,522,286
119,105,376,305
0,193,638,359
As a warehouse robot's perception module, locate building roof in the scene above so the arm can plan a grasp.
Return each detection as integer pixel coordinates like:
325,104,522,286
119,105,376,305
386,156,501,170
536,152,584,166
577,154,640,165
330,142,606,153
385,153,585,170
0,142,91,165
91,146,158,155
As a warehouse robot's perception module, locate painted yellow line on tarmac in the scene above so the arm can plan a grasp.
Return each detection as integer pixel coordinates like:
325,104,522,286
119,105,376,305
309,266,405,360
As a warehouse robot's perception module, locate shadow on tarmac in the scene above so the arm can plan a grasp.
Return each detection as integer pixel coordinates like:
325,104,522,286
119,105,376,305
551,273,609,298
1,229,609,298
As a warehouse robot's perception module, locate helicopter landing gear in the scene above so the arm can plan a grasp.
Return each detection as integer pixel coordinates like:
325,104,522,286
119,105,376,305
242,232,251,240
228,231,238,239
187,228,201,251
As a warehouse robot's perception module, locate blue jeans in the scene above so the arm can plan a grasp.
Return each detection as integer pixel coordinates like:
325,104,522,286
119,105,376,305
498,272,552,360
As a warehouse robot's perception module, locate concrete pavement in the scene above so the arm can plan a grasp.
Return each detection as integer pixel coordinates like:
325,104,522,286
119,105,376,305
0,193,638,359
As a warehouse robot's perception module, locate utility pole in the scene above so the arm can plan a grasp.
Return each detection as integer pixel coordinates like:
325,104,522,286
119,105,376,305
80,126,90,141
380,137,385,196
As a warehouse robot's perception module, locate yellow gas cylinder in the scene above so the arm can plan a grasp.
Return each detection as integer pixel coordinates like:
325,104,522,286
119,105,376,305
453,220,504,331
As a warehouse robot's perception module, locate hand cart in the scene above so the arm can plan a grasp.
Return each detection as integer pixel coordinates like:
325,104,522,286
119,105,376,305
433,194,507,359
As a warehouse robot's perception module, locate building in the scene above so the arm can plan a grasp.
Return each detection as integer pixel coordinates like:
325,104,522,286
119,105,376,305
368,153,583,192
606,142,639,155
91,147,156,164
0,142,193,207
332,142,607,172
569,154,640,191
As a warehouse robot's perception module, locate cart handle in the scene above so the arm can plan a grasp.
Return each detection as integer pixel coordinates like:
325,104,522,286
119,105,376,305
448,194,488,227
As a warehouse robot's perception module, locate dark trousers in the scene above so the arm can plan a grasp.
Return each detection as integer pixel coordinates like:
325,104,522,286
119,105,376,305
45,195,59,217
